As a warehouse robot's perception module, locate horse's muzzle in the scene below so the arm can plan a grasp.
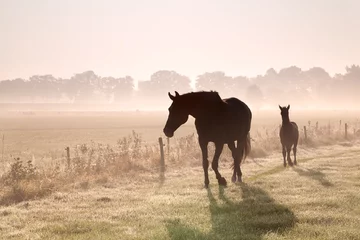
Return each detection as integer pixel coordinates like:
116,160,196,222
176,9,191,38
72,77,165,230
163,128,174,138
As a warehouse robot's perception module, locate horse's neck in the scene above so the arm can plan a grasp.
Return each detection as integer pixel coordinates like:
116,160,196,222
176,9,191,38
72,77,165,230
282,120,291,126
282,116,291,125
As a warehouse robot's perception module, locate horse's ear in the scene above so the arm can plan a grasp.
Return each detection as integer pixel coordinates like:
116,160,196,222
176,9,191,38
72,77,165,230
279,105,282,110
287,105,290,110
175,91,180,97
168,92,175,101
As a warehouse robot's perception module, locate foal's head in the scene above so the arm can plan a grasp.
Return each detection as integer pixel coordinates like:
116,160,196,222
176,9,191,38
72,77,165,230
163,91,189,138
279,105,290,122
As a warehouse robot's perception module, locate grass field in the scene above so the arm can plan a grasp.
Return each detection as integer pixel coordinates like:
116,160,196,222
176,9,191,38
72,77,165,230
1,143,360,240
1,110,360,239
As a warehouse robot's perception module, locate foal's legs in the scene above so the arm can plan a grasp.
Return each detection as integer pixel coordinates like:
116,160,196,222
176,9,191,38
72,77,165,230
293,141,298,165
282,145,287,167
199,137,209,188
286,145,293,166
212,142,226,186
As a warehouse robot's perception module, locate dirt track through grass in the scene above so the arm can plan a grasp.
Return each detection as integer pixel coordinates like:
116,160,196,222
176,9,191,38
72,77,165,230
1,144,360,240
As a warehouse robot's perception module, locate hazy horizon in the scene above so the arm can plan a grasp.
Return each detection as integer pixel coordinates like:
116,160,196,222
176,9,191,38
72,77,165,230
1,0,360,81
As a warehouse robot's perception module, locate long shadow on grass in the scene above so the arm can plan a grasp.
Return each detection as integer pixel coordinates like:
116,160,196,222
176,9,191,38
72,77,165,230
293,167,333,187
166,183,297,240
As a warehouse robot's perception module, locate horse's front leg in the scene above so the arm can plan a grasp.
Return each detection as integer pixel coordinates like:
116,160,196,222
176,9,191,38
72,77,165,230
199,138,209,188
212,142,226,186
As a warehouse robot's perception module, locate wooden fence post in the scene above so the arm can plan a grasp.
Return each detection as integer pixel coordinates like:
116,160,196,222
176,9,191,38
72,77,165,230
303,126,307,142
345,123,348,139
158,137,165,177
65,147,70,169
1,134,4,162
167,137,170,160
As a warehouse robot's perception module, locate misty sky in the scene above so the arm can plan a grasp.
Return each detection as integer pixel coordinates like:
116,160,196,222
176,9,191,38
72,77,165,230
1,0,359,81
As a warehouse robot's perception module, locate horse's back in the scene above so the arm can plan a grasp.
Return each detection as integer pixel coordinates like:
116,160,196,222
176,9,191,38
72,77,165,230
195,97,251,142
291,122,298,130
224,97,252,117
224,97,252,126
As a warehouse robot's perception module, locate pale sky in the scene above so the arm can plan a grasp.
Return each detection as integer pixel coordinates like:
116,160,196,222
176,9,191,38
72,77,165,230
0,0,359,81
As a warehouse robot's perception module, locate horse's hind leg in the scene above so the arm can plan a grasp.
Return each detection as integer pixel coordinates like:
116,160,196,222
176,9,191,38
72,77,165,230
228,141,238,183
199,138,210,188
235,138,246,182
282,145,287,167
212,142,227,186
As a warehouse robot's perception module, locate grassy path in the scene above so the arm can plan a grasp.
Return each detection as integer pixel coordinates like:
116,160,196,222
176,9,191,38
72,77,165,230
1,144,360,240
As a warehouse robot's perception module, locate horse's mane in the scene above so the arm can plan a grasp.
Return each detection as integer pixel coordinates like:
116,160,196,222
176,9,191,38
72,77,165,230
181,91,222,102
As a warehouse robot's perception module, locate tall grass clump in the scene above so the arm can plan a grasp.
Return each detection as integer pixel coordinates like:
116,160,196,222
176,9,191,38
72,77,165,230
0,157,56,205
0,131,161,205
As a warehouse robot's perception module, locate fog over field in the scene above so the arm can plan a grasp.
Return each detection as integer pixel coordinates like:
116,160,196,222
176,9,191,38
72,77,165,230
1,65,360,112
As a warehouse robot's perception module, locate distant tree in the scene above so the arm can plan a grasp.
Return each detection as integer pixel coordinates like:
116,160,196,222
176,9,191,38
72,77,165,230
68,71,99,103
150,70,192,94
303,67,332,106
253,68,278,88
28,75,62,102
232,76,251,98
137,70,192,108
245,84,264,110
0,78,29,102
277,66,303,91
305,67,330,81
338,65,360,105
99,76,118,102
266,68,277,76
195,71,233,96
113,76,135,103
251,69,282,107
278,66,302,79
344,65,360,81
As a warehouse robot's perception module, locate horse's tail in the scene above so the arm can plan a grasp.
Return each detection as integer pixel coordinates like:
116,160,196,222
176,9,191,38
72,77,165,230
231,132,251,169
241,132,251,164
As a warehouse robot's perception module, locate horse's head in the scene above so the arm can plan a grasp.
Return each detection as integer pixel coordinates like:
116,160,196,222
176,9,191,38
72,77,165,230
279,105,290,121
163,91,189,138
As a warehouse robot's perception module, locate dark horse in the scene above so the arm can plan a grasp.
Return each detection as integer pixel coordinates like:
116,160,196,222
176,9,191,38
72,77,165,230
163,91,252,188
279,105,299,167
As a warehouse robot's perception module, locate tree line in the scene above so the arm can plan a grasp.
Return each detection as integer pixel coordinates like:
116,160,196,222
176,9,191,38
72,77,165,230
0,65,359,110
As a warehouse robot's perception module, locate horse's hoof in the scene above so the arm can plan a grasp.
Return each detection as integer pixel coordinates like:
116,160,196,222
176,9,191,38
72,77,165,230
231,175,237,183
294,161,297,165
218,177,227,186
204,183,209,188
283,163,287,167
288,162,294,167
